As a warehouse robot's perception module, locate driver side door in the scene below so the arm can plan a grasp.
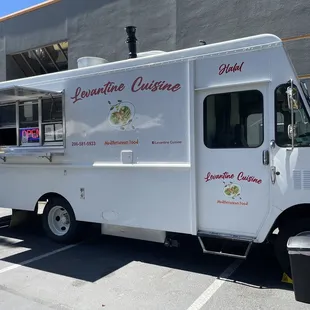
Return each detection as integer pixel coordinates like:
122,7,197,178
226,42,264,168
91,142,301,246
271,82,310,211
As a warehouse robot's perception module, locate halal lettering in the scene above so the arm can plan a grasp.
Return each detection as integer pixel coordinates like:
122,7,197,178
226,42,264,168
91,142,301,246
70,76,182,104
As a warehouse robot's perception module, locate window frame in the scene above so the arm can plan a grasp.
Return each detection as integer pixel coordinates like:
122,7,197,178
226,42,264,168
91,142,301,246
41,96,63,123
246,112,264,148
203,89,265,149
41,95,64,146
0,103,17,129
274,82,310,148
18,100,40,146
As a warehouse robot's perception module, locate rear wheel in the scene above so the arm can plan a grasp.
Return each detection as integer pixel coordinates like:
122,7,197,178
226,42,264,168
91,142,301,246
274,218,310,278
42,197,82,244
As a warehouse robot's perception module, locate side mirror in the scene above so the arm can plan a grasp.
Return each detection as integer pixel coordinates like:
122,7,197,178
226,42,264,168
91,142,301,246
286,86,300,110
288,124,297,140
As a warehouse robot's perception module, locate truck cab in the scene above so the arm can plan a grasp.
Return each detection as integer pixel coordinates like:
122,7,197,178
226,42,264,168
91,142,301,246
193,38,310,277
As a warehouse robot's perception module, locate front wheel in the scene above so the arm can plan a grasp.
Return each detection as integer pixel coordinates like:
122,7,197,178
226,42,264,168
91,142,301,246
42,197,82,244
274,218,310,278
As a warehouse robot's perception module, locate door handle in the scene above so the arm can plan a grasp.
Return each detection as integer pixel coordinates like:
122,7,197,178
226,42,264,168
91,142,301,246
270,166,280,184
262,150,269,165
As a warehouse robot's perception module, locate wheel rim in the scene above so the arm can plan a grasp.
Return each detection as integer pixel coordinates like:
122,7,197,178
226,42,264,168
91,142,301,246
47,206,71,236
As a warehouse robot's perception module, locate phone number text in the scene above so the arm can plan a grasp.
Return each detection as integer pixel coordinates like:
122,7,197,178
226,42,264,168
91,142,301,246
72,141,96,147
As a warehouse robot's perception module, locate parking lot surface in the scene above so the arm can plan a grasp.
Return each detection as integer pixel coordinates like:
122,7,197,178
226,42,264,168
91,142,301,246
0,208,309,310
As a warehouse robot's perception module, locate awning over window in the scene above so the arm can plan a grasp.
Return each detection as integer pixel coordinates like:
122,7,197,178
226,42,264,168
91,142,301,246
0,86,63,102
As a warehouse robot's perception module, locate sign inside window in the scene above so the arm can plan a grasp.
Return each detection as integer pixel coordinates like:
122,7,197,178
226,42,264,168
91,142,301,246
44,123,63,142
20,127,40,145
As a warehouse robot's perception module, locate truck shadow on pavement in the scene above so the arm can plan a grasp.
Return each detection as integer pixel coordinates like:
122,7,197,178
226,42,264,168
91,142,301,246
0,219,293,292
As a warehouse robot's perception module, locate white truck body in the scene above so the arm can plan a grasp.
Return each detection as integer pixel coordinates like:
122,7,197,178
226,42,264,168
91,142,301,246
0,33,310,262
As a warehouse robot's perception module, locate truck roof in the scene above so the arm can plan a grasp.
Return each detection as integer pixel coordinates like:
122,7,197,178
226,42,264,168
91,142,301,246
1,33,282,89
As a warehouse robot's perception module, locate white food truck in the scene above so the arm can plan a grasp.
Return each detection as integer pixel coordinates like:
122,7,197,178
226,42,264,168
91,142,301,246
0,26,309,277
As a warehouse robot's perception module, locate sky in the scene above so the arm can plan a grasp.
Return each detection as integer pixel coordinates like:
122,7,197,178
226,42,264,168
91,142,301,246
0,0,45,17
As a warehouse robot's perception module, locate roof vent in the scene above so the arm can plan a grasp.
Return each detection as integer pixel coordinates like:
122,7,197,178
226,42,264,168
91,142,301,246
125,26,138,59
77,56,108,68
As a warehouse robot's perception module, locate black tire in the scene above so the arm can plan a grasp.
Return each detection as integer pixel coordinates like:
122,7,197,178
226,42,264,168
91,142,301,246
42,197,82,244
274,218,310,278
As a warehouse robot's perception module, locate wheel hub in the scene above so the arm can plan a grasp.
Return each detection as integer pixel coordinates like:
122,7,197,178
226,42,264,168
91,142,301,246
47,206,71,236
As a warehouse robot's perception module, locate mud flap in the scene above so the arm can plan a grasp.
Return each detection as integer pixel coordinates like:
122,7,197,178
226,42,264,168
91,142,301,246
10,210,29,227
0,215,11,227
10,209,37,228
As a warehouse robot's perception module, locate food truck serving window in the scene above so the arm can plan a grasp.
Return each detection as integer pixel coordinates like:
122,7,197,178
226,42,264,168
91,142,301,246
0,104,16,126
41,97,63,144
0,86,64,148
19,101,39,146
0,104,17,146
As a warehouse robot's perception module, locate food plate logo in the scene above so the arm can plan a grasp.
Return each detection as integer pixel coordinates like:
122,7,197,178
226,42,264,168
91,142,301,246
223,182,241,200
204,171,262,206
108,100,136,130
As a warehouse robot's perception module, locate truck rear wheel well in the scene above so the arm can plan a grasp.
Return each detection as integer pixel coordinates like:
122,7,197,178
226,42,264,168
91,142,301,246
270,203,310,234
35,192,71,214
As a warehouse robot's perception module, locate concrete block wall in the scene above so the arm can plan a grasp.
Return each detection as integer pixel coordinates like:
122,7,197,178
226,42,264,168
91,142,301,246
0,0,309,83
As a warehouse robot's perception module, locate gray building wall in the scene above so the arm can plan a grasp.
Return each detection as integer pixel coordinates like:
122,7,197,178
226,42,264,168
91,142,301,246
0,0,310,82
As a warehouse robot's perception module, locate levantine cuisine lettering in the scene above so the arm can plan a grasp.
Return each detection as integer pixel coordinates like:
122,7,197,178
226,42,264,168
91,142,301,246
70,76,182,103
204,171,262,184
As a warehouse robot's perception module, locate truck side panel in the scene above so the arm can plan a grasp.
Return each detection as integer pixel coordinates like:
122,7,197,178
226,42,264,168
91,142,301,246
0,165,192,233
0,61,195,235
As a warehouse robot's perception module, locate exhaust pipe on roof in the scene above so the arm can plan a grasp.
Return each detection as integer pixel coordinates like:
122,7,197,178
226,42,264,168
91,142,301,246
125,26,137,59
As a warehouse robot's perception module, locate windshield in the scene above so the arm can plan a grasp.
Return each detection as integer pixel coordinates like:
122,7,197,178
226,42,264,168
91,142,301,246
300,81,310,106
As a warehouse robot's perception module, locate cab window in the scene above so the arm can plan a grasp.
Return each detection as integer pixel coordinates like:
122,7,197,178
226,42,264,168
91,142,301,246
203,90,264,148
275,84,310,147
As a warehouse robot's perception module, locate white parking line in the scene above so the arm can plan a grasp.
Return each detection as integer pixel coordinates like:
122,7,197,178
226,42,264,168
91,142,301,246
0,243,81,274
187,259,243,310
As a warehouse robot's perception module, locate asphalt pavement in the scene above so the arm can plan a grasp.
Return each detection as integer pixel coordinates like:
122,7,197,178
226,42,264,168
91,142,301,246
0,208,308,310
